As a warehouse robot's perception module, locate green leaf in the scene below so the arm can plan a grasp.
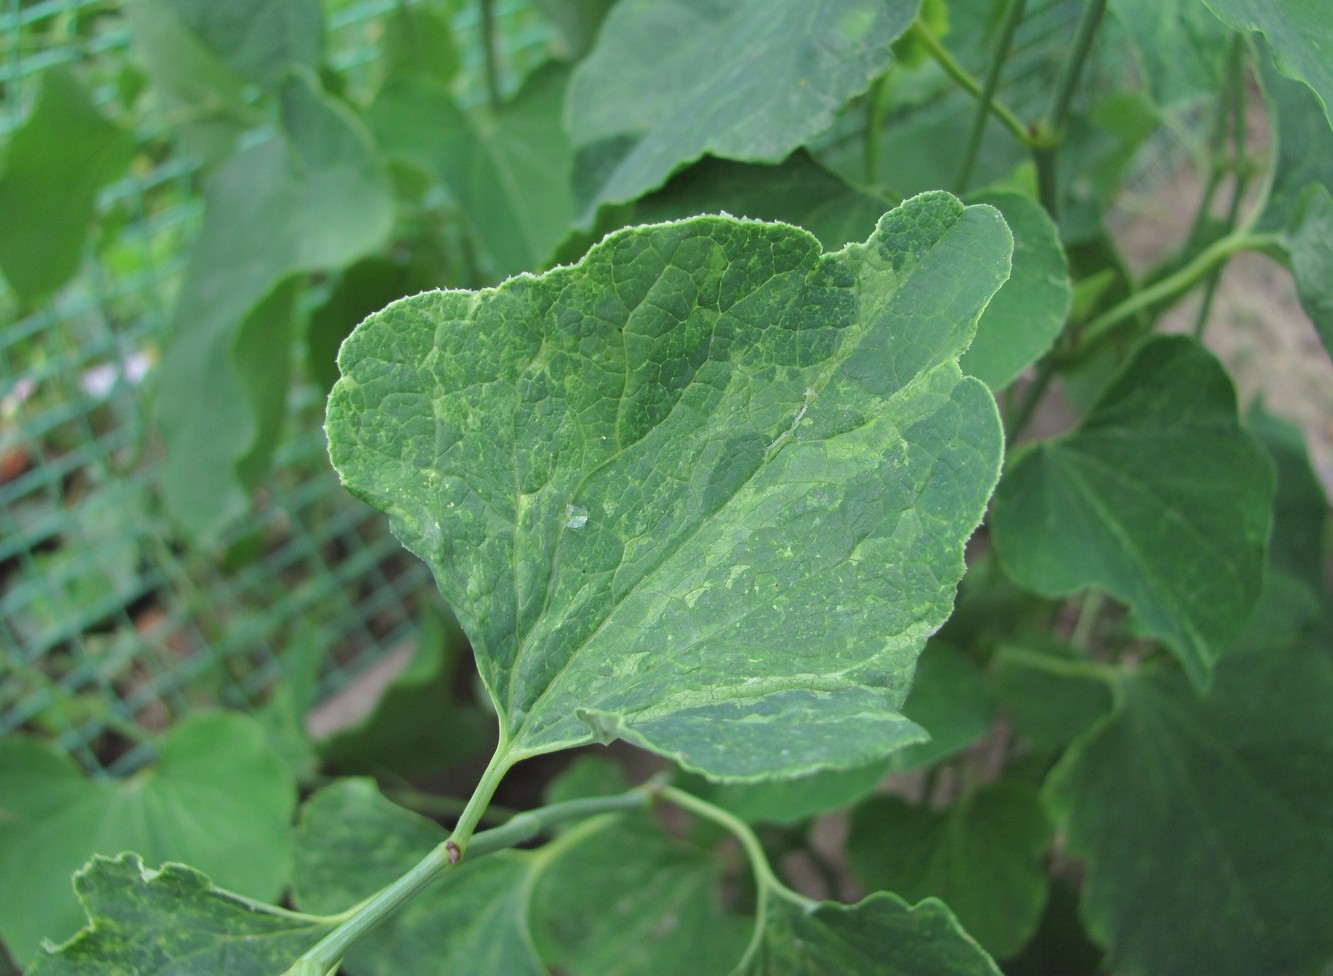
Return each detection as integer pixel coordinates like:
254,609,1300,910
155,69,393,541
381,2,459,87
566,0,919,219
1278,183,1333,360
885,640,993,772
1108,0,1233,107
1256,46,1333,233
0,713,296,965
635,152,893,252
529,815,752,976
991,335,1274,688
747,893,1002,975
1197,0,1333,126
959,192,1071,392
1043,644,1333,976
371,62,575,279
989,643,1115,751
847,780,1054,960
533,0,617,60
327,192,1010,780
25,855,331,976
676,641,993,824
292,779,545,975
0,67,134,300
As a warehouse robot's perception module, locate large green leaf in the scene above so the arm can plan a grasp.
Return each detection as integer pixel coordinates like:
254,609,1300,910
0,714,296,965
565,0,919,220
25,855,331,976
292,779,545,975
1256,47,1333,233
991,335,1274,688
0,67,134,300
747,894,1002,975
371,62,575,279
1043,644,1333,976
847,780,1054,959
327,192,1009,780
155,70,393,541
959,192,1071,393
1278,184,1333,359
1198,0,1333,126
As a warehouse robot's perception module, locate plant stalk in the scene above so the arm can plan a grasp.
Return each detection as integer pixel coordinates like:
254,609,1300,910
479,0,502,112
955,0,1027,193
912,20,1031,145
1034,0,1109,216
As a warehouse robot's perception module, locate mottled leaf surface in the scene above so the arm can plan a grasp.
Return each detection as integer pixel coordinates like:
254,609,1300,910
1044,644,1333,976
293,779,544,975
0,714,296,965
959,192,1070,392
0,67,134,299
747,894,1002,975
565,0,918,219
327,192,1009,780
1198,0,1333,125
991,336,1273,688
848,780,1054,959
25,855,331,976
155,70,393,541
371,63,574,278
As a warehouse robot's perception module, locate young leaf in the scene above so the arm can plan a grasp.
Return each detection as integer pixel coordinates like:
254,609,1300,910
371,62,575,279
565,0,918,220
326,192,1010,781
991,335,1274,689
155,69,393,541
1043,644,1333,976
0,714,296,965
747,893,1002,975
847,780,1054,960
292,779,544,975
959,192,1071,393
25,854,332,976
1197,0,1333,126
0,67,134,300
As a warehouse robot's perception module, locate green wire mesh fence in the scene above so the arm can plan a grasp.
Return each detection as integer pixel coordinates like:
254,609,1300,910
0,0,552,774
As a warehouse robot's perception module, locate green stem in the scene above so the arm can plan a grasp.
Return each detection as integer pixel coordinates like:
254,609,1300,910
955,0,1027,193
912,20,1032,145
479,0,502,112
864,71,892,187
659,786,815,972
1080,229,1278,348
1034,0,1109,216
1070,590,1105,650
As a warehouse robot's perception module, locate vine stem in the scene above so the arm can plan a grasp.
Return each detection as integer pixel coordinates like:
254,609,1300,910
955,0,1027,193
1034,0,1109,216
912,20,1031,145
479,0,502,112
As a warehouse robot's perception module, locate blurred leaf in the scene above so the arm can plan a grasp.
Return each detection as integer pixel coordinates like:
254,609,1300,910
381,2,459,87
532,0,617,60
566,0,918,220
155,69,393,542
960,192,1071,392
1256,46,1333,232
1198,0,1333,126
326,194,1008,780
886,641,993,771
306,257,424,394
529,814,751,976
1108,0,1232,107
635,151,891,251
371,62,574,278
0,714,296,966
1277,183,1333,360
24,855,330,976
745,893,1002,975
990,643,1115,750
848,779,1053,959
1044,644,1333,976
0,67,134,300
992,336,1275,689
